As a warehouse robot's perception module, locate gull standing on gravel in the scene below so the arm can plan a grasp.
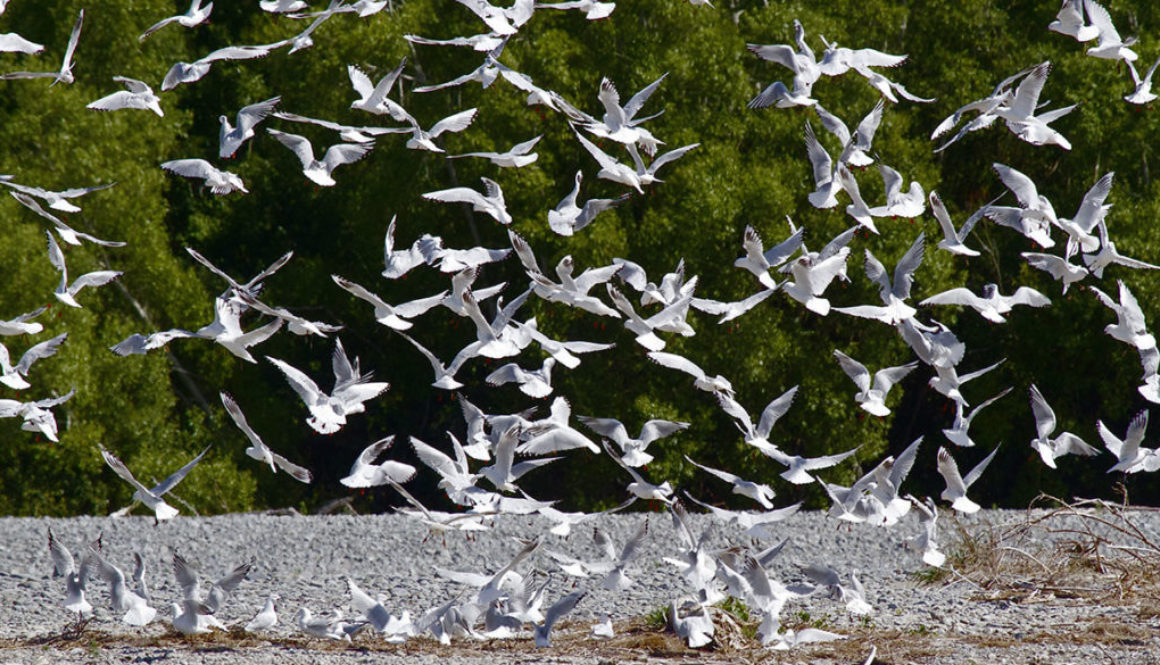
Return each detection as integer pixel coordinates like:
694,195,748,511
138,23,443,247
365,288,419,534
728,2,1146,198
138,0,212,41
245,594,280,632
161,159,248,195
86,77,164,116
48,529,95,615
100,444,210,521
219,96,281,159
89,548,157,626
221,392,312,482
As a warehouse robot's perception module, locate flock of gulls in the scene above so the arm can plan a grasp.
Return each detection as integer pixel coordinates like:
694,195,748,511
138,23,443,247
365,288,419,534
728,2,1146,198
3,0,1158,654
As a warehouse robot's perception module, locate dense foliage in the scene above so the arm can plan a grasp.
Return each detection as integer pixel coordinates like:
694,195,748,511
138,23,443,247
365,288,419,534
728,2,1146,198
0,0,1157,517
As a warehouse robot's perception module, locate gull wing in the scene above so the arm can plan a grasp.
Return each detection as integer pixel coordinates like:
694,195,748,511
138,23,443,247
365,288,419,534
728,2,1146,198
151,445,211,496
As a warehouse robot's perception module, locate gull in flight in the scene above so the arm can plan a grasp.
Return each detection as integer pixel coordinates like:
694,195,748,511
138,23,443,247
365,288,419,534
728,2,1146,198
348,59,409,120
781,245,851,316
1084,0,1138,62
684,455,776,509
942,387,1012,448
0,9,83,85
581,413,688,468
397,332,473,391
486,357,557,398
479,425,560,492
1125,55,1160,105
449,135,542,168
834,232,925,325
836,164,879,233
0,390,75,441
161,159,247,195
100,444,210,521
572,129,644,193
930,190,986,257
0,28,42,55
919,283,1051,324
1083,218,1160,278
267,128,373,187
332,274,446,331
605,283,694,350
1099,410,1160,474
833,349,917,417
867,162,925,219
715,386,797,456
221,392,312,483
734,224,803,289
380,216,428,279
453,0,534,36
1028,384,1098,468
403,108,478,152
0,178,114,214
219,96,281,159
1089,280,1156,351
0,307,46,336
266,340,390,435
1022,251,1088,293
423,177,512,225
138,0,213,41
936,445,1000,514
803,121,842,209
1049,0,1100,42
341,435,418,488
647,350,734,397
995,62,1076,150
535,0,614,19
11,192,125,247
45,232,122,309
0,332,66,390
603,440,673,503
517,397,602,456
86,77,163,117
814,100,884,168
548,171,628,236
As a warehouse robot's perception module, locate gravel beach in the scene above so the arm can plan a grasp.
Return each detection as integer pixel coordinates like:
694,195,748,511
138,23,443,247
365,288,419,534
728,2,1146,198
3,508,1159,664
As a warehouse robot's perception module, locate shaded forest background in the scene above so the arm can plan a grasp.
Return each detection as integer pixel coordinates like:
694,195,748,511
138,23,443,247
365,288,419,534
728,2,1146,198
0,0,1157,517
